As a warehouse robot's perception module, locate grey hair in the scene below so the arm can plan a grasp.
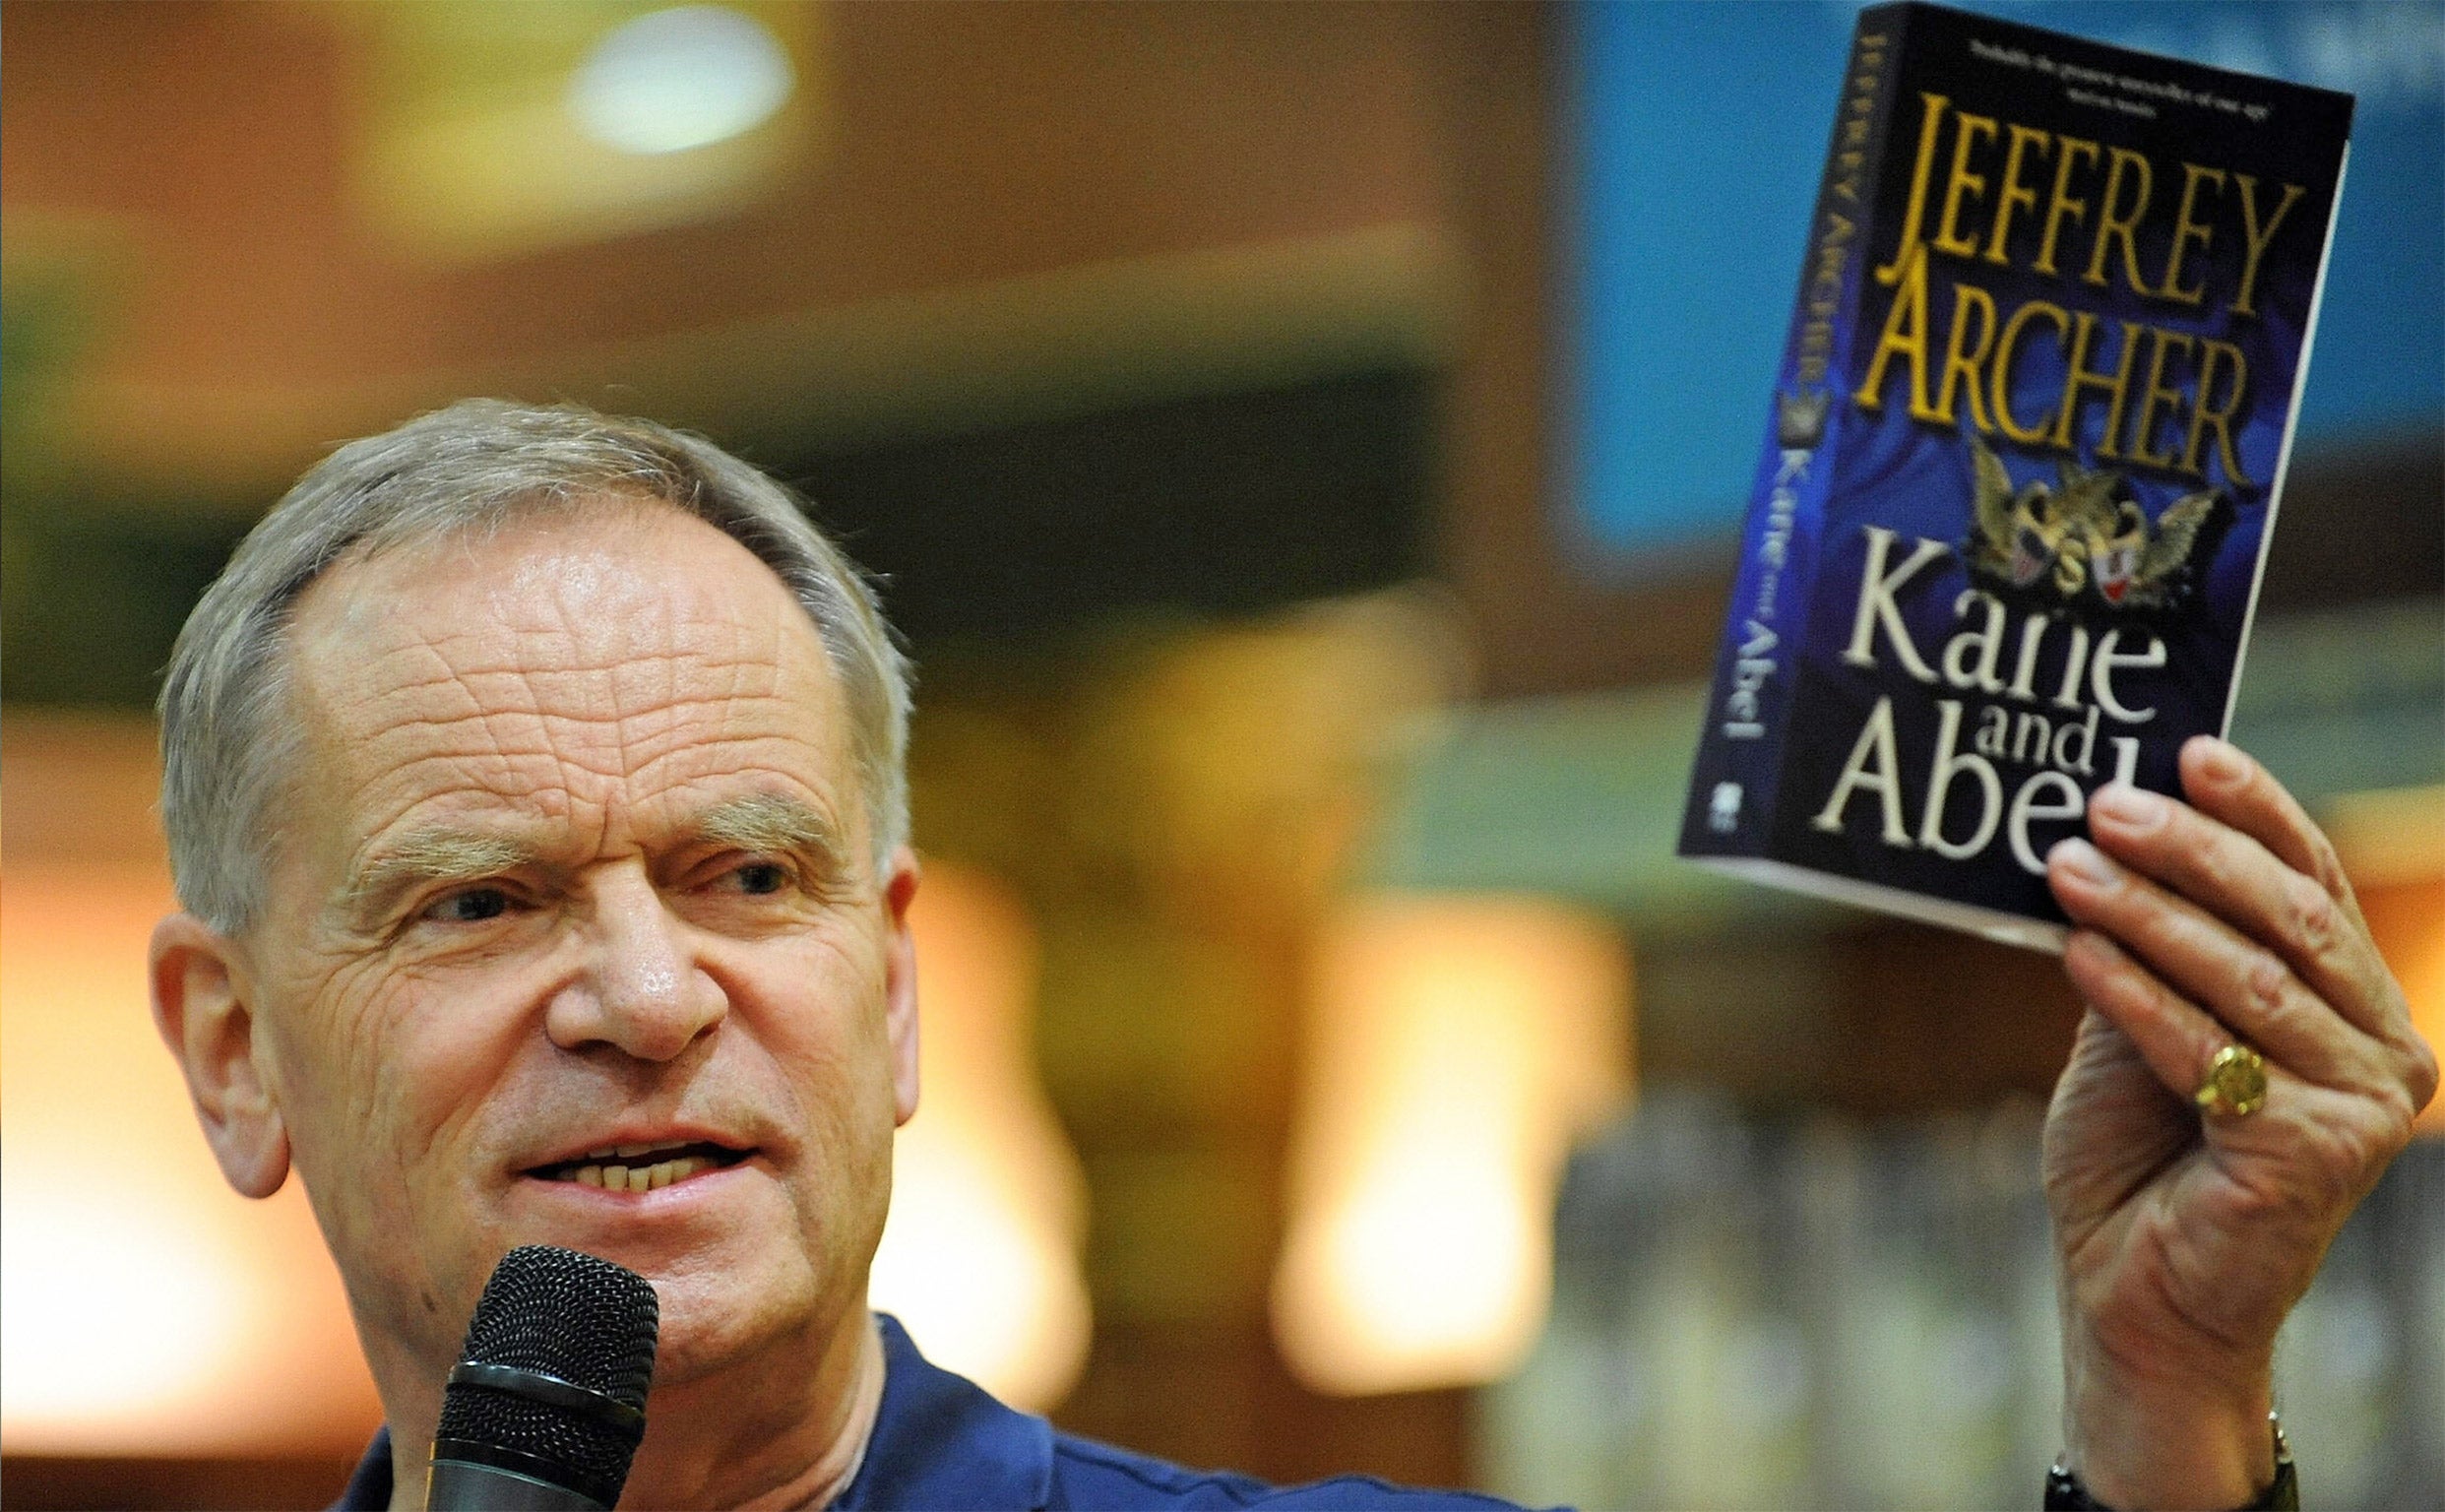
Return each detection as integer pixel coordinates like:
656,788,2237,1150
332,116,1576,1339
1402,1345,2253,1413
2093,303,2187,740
158,399,911,936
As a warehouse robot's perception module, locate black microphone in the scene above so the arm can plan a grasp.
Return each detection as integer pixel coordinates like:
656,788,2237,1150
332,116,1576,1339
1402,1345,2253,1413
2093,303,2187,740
426,1245,660,1511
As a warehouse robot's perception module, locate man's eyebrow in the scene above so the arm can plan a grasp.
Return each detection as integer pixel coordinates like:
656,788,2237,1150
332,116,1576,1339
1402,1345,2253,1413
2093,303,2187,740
695,793,850,866
344,829,541,921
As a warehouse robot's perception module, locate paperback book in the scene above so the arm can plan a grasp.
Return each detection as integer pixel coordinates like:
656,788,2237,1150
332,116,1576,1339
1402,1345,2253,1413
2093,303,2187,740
1676,1,2352,950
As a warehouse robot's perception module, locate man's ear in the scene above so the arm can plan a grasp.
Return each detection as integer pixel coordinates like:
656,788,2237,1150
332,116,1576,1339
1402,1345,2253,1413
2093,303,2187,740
150,913,289,1199
881,848,921,1127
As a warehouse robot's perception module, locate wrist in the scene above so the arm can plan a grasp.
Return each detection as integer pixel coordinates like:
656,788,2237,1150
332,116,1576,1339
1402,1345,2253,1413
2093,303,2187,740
2060,1336,2275,1509
2050,1418,2293,1512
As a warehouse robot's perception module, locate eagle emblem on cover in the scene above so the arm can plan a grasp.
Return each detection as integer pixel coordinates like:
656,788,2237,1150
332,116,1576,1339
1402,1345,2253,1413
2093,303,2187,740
1965,436,2225,611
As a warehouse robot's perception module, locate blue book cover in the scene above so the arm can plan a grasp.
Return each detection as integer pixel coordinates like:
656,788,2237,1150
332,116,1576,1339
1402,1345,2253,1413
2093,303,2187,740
1676,1,2352,951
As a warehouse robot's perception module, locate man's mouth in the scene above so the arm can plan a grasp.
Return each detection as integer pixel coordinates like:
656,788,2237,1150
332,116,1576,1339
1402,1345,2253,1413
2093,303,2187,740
526,1142,750,1192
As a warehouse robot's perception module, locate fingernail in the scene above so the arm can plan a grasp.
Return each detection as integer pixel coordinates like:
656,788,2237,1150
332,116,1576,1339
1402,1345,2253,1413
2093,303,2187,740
2092,784,2165,831
2196,738,2247,786
2051,838,2118,887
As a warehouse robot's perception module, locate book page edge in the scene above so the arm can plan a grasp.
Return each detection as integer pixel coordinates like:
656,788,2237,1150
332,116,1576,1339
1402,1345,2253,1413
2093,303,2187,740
1686,854,2070,955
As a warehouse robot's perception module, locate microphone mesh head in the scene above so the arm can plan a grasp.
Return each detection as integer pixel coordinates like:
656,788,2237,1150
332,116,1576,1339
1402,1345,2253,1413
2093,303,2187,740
436,1245,659,1506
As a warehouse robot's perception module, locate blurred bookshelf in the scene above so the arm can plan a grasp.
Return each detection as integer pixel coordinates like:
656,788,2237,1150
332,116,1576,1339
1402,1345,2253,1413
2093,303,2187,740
1484,1097,2445,1512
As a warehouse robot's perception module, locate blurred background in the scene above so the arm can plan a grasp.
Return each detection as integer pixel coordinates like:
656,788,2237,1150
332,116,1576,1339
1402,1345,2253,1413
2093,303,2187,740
3,2,2438,1507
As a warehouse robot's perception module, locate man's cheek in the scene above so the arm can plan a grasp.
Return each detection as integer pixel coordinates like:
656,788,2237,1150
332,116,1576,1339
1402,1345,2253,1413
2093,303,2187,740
275,983,464,1230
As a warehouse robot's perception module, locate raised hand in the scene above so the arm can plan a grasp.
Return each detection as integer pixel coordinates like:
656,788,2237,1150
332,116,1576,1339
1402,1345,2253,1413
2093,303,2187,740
2040,735,2437,1510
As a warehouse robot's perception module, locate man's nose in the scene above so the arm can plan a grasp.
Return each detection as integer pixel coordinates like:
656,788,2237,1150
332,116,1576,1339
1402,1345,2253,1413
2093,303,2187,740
545,869,726,1061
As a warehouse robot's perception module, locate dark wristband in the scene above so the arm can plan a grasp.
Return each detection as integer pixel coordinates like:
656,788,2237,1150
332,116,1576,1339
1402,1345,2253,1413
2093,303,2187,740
2044,1418,2294,1511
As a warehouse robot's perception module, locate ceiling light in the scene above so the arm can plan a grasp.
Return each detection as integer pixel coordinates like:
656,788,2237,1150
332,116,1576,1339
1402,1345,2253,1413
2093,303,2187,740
567,5,794,157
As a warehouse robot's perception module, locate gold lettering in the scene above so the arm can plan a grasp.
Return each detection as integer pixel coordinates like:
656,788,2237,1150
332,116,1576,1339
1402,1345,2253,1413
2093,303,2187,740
1853,243,1932,417
2160,163,2225,306
1875,94,1950,286
2036,136,2100,277
2127,330,2194,471
2052,314,2140,458
2229,175,2305,318
1992,299,2069,444
1936,281,1998,430
2183,339,2255,487
2084,148,2157,294
1932,112,1999,259
1984,124,2052,266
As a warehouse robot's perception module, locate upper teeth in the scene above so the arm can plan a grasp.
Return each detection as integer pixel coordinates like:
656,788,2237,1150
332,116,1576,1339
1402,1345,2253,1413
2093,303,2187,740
559,1155,713,1191
583,1144,673,1161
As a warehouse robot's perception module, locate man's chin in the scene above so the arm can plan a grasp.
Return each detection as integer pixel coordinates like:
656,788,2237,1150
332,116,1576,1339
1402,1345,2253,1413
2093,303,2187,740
637,1261,839,1390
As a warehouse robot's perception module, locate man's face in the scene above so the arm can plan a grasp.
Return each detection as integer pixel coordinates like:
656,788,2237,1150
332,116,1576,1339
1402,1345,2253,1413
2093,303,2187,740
237,503,916,1390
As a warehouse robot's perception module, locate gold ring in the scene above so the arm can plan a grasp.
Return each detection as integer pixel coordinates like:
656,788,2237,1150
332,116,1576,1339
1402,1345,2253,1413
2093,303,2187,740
2195,1043,2269,1117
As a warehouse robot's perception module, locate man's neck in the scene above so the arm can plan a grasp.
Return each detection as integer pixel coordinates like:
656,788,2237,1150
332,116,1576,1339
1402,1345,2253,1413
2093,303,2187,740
384,1309,888,1511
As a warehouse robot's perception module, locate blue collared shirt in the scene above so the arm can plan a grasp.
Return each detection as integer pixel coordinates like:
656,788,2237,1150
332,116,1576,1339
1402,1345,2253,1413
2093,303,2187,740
340,1315,1535,1510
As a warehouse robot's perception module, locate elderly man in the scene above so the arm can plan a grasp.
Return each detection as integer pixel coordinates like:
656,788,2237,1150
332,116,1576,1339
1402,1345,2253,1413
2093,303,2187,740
150,401,2432,1511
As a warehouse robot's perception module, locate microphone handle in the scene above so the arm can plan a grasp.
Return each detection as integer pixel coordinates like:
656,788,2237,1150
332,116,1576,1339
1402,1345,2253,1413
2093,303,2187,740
426,1456,609,1511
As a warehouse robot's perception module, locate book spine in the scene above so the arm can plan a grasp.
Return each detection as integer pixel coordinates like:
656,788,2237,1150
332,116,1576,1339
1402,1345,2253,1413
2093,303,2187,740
1679,5,1915,857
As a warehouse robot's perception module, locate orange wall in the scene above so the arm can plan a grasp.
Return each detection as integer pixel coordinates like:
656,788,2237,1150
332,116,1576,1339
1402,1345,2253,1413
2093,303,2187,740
2360,876,2445,1134
2,716,382,1456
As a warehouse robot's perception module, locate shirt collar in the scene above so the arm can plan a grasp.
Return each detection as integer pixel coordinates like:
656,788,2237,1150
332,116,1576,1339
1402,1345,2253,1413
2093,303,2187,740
834,1313,1054,1511
336,1315,1052,1512
335,1426,392,1511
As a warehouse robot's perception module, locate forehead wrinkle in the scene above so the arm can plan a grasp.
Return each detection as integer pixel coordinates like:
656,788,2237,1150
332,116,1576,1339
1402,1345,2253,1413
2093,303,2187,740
295,516,861,857
412,643,785,729
312,638,543,792
348,657,761,788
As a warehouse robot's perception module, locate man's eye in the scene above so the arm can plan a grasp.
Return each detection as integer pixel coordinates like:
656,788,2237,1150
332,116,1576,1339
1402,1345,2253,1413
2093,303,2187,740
730,861,790,897
426,887,512,923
